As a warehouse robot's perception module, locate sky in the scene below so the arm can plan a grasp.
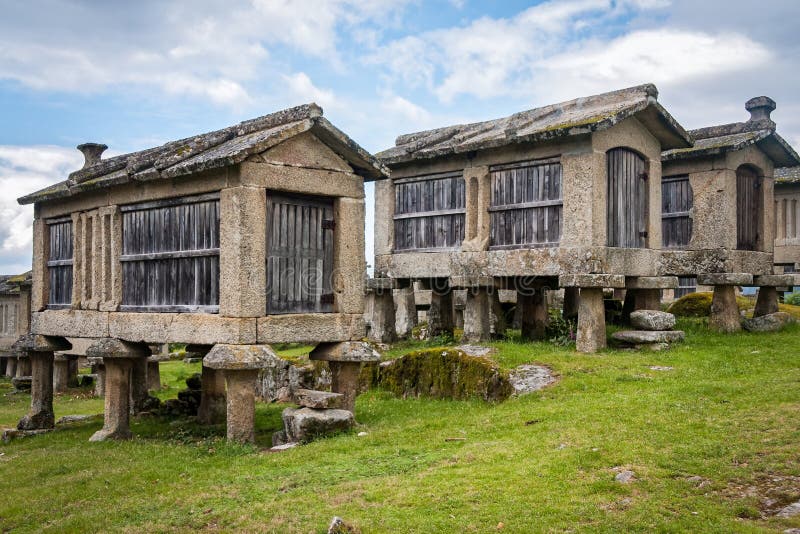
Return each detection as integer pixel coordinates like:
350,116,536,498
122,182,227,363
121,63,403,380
1,0,799,274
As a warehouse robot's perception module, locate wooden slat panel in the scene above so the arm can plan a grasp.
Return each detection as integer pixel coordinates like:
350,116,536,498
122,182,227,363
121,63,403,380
121,198,219,310
393,173,465,251
607,148,647,248
47,220,73,306
489,161,562,248
266,193,334,314
736,166,761,250
661,175,693,249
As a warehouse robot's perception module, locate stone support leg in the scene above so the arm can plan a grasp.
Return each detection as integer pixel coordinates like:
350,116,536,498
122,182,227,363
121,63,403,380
563,287,580,321
709,285,741,333
198,365,227,425
576,288,606,353
147,360,161,391
94,363,106,397
428,289,454,337
490,290,507,339
462,288,491,343
520,289,549,341
91,358,133,441
16,357,31,377
224,369,258,444
329,361,361,413
18,351,55,430
754,286,779,317
368,290,396,343
394,286,417,338
5,356,16,377
53,355,71,393
130,356,151,414
0,357,6,376
621,288,662,323
67,358,79,387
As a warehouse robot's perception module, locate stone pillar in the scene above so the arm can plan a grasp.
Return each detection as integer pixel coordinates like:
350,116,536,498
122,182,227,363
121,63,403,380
310,341,380,414
394,286,417,338
53,354,72,393
16,356,31,377
753,275,794,317
428,286,454,337
147,358,162,391
14,335,71,431
204,344,275,444
489,290,507,339
68,357,79,387
563,287,580,321
5,356,16,377
462,288,492,343
87,338,149,442
560,274,625,354
130,354,151,414
198,366,227,425
0,357,6,376
519,289,548,341
698,274,752,333
368,288,396,343
621,289,662,323
88,357,106,397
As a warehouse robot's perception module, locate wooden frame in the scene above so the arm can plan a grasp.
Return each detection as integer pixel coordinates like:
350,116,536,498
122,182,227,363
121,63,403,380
661,174,693,249
606,147,649,248
46,217,73,309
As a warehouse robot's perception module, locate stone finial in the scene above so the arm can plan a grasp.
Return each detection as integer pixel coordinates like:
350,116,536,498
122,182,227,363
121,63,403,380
77,143,108,168
745,96,776,123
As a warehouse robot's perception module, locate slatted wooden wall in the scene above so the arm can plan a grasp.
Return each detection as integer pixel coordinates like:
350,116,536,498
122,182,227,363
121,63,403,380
266,193,334,314
120,193,220,312
675,276,697,298
393,172,465,251
489,158,562,248
661,175,693,249
736,166,761,251
607,148,648,248
46,218,73,308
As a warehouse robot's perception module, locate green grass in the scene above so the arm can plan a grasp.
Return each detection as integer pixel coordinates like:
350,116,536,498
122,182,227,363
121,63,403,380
1,320,800,533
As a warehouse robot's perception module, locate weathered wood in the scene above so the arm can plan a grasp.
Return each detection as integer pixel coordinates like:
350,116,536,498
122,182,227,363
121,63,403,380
607,148,647,248
675,276,697,298
46,219,73,306
266,193,334,314
736,166,761,250
489,159,562,248
393,172,465,251
661,174,693,249
121,196,220,311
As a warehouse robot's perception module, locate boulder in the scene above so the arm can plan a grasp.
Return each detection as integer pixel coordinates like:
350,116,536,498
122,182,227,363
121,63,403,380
612,330,685,344
11,376,32,392
742,312,795,332
281,407,354,444
629,310,676,331
294,389,343,409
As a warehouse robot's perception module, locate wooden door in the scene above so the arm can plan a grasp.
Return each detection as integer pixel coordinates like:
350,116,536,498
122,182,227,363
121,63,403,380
607,148,648,248
266,193,334,314
47,218,74,308
661,175,693,248
736,166,761,250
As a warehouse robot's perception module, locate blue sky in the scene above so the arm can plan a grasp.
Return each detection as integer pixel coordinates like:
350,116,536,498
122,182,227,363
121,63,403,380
1,0,799,273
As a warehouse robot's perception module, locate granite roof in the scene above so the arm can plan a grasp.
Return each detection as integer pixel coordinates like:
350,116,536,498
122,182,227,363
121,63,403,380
19,104,389,205
776,166,800,184
377,84,692,165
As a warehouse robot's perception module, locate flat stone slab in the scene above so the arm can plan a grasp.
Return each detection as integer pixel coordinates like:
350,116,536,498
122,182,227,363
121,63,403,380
310,342,380,363
626,276,678,289
86,338,149,359
509,364,555,395
294,389,343,409
2,428,53,443
743,312,795,332
204,344,279,370
449,275,495,288
281,407,354,443
559,274,625,288
630,310,676,331
753,274,795,287
697,273,753,286
365,277,397,291
13,334,71,353
612,330,685,344
56,415,96,425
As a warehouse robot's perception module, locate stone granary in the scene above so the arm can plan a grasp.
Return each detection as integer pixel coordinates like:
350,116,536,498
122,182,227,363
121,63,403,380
661,97,800,329
0,272,31,378
773,166,800,279
16,104,387,443
373,84,694,352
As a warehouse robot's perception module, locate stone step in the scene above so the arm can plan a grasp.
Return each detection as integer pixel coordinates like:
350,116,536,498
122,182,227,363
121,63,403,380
629,310,676,331
293,389,344,409
612,330,685,344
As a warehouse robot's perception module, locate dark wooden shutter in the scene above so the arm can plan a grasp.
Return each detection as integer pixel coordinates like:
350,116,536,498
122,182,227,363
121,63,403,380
675,276,697,298
661,175,693,249
393,172,465,251
736,166,761,250
120,193,220,312
47,218,73,308
607,148,648,248
266,193,334,314
489,158,562,248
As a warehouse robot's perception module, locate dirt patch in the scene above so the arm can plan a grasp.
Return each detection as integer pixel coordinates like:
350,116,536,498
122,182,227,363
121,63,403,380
721,473,800,518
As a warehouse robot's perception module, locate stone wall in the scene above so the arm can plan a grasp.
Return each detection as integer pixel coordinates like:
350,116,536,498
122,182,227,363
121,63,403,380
774,182,800,268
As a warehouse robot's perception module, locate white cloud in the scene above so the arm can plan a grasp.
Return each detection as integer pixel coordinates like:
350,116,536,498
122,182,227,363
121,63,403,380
0,146,81,272
282,72,340,110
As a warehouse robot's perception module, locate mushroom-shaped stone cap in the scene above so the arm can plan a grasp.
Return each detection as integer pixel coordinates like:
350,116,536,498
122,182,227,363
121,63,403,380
13,334,72,353
77,143,108,168
86,338,149,359
203,344,279,370
746,96,776,123
310,341,381,362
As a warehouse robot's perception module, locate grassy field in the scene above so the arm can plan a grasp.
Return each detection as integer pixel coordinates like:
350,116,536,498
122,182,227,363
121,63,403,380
1,319,799,533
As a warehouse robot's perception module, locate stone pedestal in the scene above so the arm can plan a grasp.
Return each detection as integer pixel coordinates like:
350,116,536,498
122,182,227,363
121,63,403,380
369,290,396,343
621,289,662,324
563,287,580,320
576,288,606,353
462,288,491,343
0,357,6,376
698,274,752,333
204,344,276,444
130,355,151,414
519,289,548,341
5,356,16,377
310,341,380,414
14,335,71,431
147,359,162,391
428,289,454,337
198,365,227,425
754,286,779,317
53,354,76,393
489,290,507,339
394,286,417,338
88,357,106,397
16,356,31,377
87,338,149,442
